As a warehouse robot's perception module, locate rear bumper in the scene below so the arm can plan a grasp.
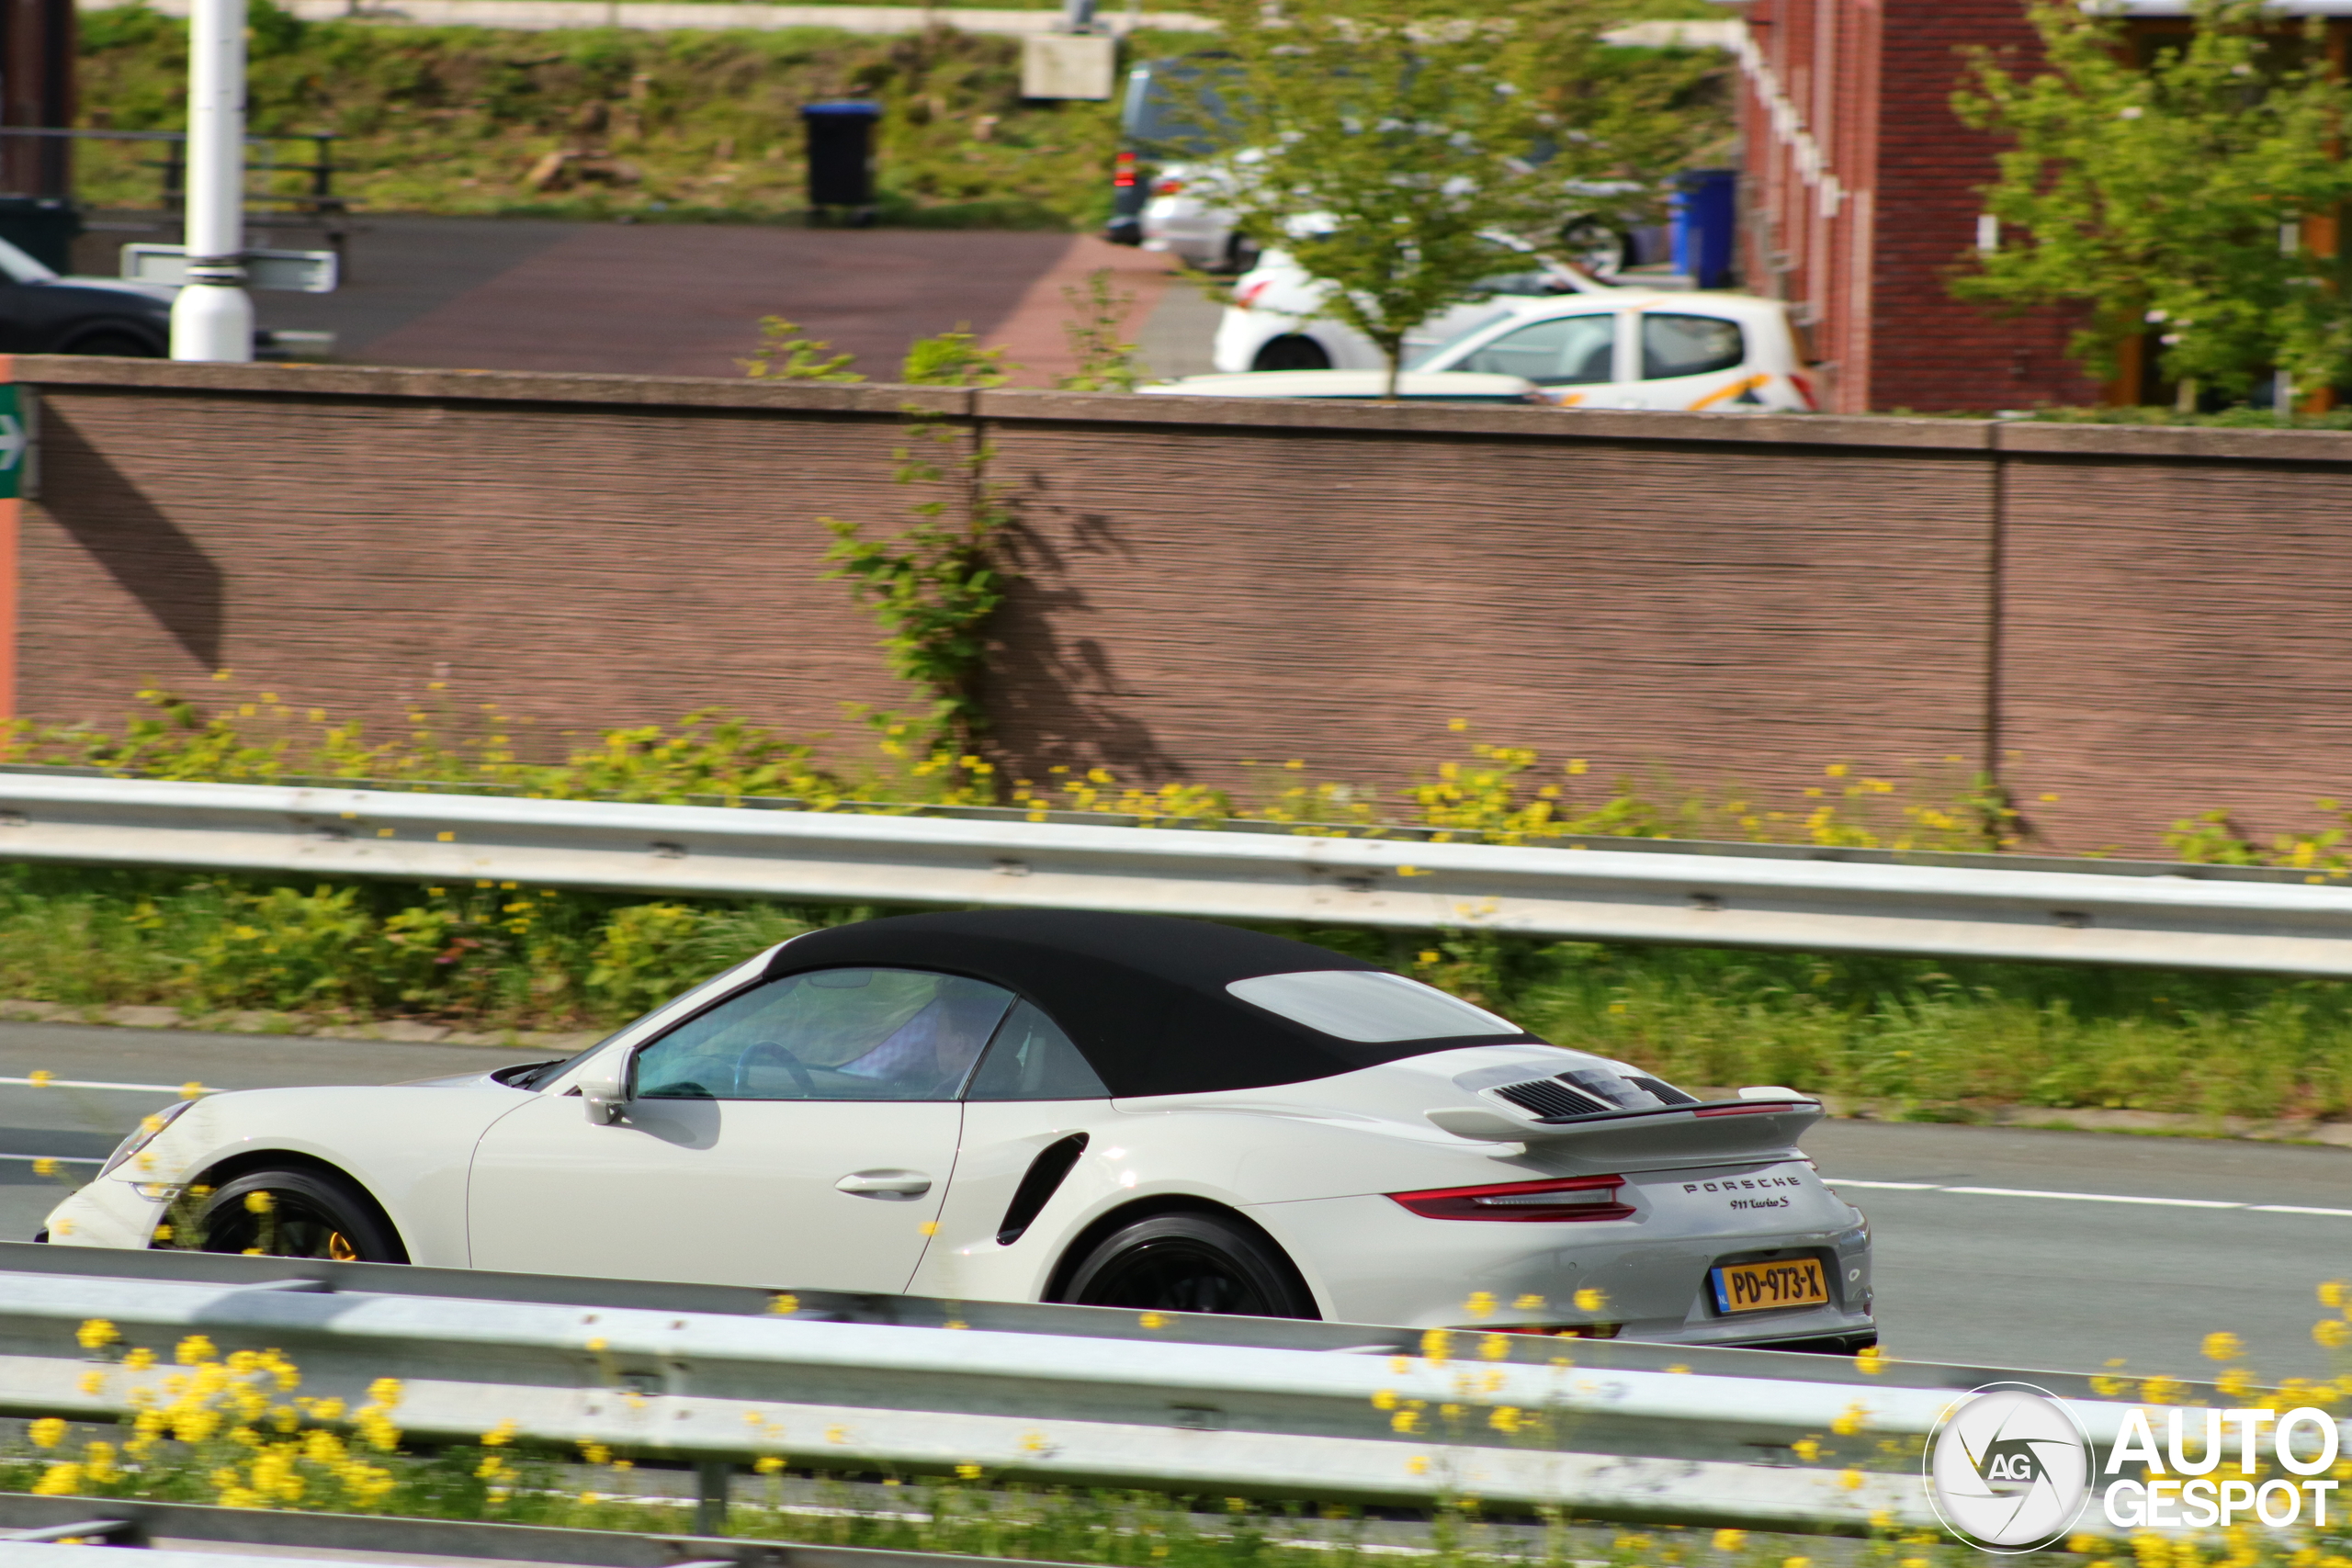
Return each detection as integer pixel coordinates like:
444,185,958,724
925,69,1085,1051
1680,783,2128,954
1248,1172,1873,1346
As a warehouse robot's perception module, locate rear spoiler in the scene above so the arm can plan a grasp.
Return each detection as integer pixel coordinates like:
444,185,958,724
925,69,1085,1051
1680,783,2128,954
1425,1100,1823,1164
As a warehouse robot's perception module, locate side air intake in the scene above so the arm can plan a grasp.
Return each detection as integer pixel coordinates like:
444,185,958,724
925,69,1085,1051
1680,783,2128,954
997,1133,1090,1247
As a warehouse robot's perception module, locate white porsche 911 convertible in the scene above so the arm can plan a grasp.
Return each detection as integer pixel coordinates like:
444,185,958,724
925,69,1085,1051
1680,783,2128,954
47,910,1875,1348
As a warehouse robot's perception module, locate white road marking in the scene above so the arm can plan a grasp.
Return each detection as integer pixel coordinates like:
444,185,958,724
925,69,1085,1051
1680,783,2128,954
0,1152,102,1164
1826,1177,2352,1215
1942,1185,2243,1209
0,1077,209,1094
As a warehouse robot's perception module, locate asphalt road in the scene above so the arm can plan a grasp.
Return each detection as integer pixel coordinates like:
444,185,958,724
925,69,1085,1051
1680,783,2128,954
71,213,1220,382
6,1021,2346,1383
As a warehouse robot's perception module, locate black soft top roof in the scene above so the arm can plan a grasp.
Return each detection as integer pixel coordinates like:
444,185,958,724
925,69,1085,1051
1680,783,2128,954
764,908,1539,1098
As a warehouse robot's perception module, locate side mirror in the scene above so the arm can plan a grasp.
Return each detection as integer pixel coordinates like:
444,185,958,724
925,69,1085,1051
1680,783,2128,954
578,1050,630,1125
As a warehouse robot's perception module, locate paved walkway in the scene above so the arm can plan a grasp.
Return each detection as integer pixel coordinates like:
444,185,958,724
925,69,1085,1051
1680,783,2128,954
192,213,1211,384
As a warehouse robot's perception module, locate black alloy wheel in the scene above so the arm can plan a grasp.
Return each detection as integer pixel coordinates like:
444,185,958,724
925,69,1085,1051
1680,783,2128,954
1057,1212,1317,1318
193,1168,408,1262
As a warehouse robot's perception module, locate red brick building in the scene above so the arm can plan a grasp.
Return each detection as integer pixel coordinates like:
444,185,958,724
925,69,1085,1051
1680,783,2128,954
1726,0,2120,414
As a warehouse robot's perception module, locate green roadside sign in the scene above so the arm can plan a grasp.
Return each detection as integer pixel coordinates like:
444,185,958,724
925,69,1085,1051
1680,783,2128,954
0,384,26,501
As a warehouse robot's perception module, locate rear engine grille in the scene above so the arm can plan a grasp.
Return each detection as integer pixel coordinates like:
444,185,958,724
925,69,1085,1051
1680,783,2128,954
1627,1075,1697,1105
1493,1078,1608,1120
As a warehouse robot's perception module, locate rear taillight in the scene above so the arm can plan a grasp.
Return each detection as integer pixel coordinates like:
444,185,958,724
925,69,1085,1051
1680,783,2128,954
1113,152,1137,189
1788,371,1816,411
1152,176,1185,196
1235,279,1270,309
1694,1101,1800,1117
1388,1175,1633,1223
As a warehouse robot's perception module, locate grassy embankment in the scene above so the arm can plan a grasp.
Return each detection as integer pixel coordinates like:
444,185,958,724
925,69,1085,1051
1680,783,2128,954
5,687,2352,1126
76,3,1136,227
71,0,1733,226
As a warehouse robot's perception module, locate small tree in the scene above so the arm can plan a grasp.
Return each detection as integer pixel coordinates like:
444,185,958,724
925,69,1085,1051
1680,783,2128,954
1955,0,2352,407
1192,0,1722,398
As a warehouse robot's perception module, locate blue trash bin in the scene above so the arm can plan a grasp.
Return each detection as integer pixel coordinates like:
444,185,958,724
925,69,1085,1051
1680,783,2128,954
1669,168,1737,290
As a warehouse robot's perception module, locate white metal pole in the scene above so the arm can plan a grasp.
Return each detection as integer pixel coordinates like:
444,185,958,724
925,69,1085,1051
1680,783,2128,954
170,0,253,362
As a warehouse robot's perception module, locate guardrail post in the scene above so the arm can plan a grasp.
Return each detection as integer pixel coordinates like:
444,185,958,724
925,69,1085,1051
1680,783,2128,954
693,1459,730,1536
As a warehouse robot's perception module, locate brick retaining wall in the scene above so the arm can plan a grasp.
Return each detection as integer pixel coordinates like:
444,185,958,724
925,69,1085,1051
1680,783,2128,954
14,357,2351,852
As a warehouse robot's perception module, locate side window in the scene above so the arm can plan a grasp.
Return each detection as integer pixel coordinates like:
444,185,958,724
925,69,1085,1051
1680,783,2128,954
1455,313,1617,385
965,1000,1110,1100
1641,314,1745,379
633,968,1016,1102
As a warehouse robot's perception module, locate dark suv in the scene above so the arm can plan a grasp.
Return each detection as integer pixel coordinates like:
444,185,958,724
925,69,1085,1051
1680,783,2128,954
1105,52,1238,251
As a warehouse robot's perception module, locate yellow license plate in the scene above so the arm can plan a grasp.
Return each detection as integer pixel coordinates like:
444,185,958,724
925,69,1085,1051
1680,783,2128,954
1711,1257,1829,1314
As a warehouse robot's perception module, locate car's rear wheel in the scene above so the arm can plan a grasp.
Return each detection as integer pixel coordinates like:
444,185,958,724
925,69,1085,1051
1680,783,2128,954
1251,334,1331,371
1057,1211,1317,1318
193,1168,407,1262
62,331,163,358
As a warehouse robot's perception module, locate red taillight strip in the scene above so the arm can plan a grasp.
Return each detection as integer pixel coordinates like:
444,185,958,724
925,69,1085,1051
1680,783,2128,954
1388,1174,1633,1223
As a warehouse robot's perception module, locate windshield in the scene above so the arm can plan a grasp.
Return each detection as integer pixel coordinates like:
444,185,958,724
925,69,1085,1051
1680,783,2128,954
0,235,56,284
1406,308,1517,370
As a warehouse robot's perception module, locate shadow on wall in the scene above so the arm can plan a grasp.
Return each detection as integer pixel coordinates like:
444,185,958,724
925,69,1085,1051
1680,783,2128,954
989,499,1183,785
38,417,225,671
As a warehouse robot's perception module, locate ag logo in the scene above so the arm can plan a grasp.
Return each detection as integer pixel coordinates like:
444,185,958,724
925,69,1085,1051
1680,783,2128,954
1923,1382,2092,1551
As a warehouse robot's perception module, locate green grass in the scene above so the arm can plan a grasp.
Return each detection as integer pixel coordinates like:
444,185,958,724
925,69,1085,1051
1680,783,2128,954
70,0,1735,227
6,860,2352,1124
77,5,1136,226
6,686,2352,1122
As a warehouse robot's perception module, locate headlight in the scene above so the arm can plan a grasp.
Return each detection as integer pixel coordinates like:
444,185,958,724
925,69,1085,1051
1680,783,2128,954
100,1098,195,1178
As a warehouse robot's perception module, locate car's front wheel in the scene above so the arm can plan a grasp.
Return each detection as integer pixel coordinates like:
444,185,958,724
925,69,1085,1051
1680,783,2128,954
193,1167,407,1263
1057,1211,1317,1318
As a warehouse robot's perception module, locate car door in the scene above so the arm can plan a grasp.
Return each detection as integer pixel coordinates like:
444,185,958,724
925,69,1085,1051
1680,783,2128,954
1624,310,1761,411
467,965,1015,1292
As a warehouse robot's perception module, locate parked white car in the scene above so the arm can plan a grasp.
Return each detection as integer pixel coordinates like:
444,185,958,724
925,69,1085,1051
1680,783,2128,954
1136,369,1541,402
1137,161,1261,274
1216,245,1601,373
1412,291,1816,412
1221,265,1815,412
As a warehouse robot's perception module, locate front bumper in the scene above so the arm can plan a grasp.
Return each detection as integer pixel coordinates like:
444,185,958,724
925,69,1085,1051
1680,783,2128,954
40,1176,165,1250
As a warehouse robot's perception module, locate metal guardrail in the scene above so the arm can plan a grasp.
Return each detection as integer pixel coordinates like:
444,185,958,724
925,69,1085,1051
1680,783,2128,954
0,1245,2267,1536
1,774,2350,974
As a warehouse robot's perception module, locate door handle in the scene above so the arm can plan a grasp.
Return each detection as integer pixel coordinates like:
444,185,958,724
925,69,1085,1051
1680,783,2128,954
836,1169,933,1200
